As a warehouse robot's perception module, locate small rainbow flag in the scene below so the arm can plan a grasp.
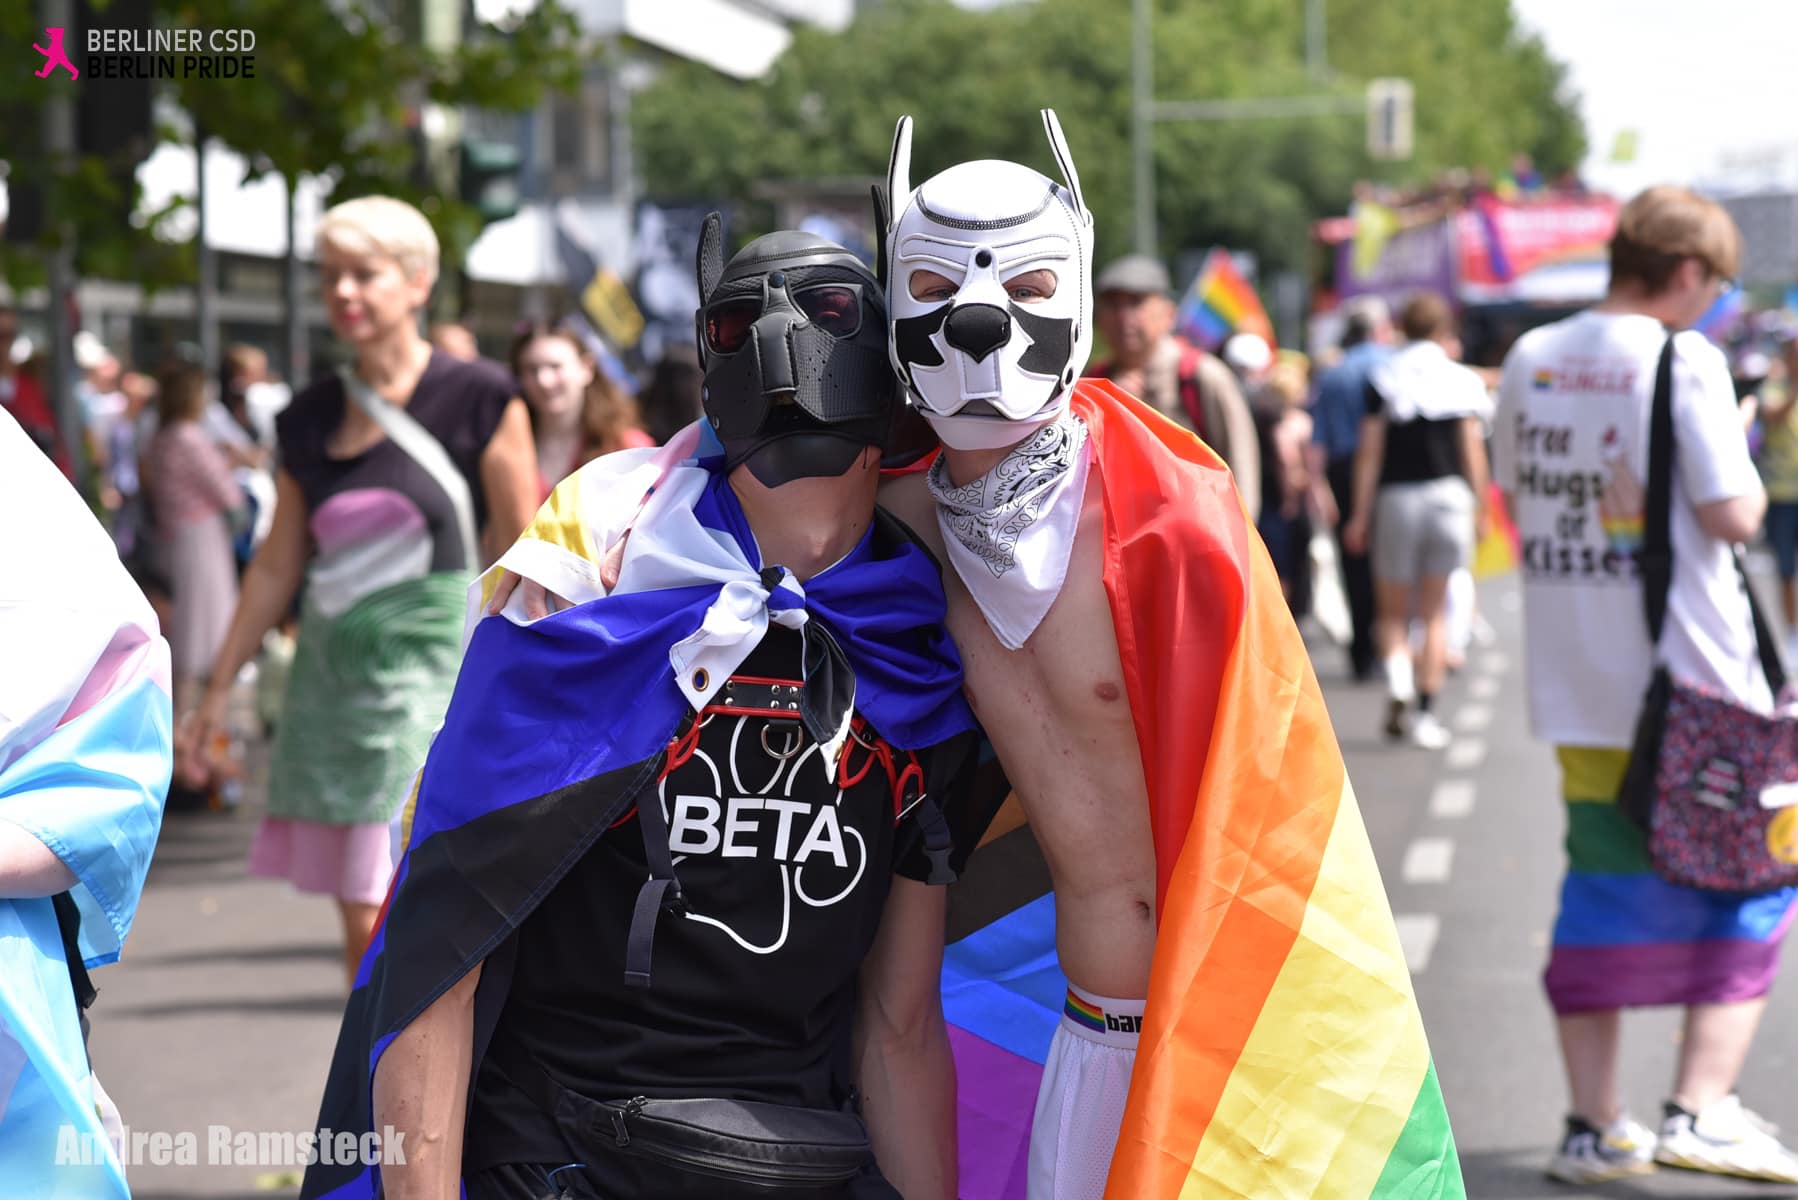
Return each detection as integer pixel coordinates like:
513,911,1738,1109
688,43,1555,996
1531,368,1556,391
1177,249,1276,352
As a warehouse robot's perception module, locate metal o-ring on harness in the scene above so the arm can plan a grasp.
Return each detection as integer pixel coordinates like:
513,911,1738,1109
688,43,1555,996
761,720,805,761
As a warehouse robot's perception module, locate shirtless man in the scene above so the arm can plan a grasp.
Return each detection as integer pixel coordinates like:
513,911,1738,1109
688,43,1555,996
872,111,1152,1200
873,112,1459,1200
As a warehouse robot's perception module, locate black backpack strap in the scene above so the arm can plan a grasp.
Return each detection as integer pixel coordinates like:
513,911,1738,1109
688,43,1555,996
52,890,96,1046
1645,334,1786,695
1739,549,1788,694
624,727,691,991
1640,337,1677,647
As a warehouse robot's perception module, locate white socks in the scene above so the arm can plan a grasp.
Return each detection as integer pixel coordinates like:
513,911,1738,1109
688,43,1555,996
1383,652,1416,705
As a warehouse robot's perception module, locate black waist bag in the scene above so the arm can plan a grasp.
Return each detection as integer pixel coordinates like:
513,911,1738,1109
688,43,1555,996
504,1059,881,1199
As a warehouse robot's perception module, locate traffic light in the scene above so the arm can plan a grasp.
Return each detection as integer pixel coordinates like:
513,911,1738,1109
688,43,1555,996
1365,78,1415,162
459,135,523,224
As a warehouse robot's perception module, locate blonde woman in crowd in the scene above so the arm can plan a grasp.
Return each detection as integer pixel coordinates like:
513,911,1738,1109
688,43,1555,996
188,196,537,982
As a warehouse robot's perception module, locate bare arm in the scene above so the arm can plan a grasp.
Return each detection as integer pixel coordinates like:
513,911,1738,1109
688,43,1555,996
373,962,481,1200
0,818,78,897
1275,414,1311,519
1459,416,1491,532
1344,414,1386,551
1303,440,1338,526
855,876,955,1199
479,398,538,567
1697,492,1767,544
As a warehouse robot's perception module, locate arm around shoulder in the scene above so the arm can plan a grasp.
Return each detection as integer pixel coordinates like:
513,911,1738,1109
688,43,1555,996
855,876,955,1199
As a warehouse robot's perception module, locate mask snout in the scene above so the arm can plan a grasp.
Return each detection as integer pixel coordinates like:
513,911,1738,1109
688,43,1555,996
942,304,1012,363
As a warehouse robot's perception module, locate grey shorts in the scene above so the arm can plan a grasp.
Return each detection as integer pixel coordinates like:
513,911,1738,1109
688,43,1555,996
1371,476,1474,585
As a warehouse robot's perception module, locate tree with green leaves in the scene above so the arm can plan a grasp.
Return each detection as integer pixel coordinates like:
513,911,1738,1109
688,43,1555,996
0,0,585,294
631,0,1585,276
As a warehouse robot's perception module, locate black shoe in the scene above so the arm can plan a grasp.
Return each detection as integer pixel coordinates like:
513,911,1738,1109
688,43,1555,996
1383,698,1407,741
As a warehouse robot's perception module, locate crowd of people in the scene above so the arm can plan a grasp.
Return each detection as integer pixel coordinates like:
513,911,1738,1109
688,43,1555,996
7,116,1798,1199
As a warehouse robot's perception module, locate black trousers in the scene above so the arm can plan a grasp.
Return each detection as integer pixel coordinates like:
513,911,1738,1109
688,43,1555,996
1326,456,1377,679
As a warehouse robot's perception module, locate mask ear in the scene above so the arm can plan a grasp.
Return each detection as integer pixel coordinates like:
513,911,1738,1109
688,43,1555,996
1040,109,1089,225
887,116,913,216
696,211,726,302
869,184,890,289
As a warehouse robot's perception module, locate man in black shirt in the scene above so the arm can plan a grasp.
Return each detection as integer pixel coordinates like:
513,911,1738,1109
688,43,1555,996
302,223,988,1200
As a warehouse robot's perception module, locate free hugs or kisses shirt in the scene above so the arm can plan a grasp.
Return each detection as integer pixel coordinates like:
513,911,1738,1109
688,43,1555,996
1493,312,1768,748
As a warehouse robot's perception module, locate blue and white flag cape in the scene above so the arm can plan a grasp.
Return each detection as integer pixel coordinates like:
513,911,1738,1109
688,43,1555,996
0,409,172,1197
302,425,975,1199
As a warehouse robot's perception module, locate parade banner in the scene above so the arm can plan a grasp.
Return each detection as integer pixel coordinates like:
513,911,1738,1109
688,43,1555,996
1332,216,1458,310
1455,197,1620,304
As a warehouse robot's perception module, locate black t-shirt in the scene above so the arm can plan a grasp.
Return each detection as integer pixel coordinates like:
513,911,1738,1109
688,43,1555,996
1365,380,1466,487
275,350,514,571
466,624,959,1168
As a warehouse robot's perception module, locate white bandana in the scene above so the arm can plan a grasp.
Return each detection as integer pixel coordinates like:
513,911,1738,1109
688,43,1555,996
927,412,1091,650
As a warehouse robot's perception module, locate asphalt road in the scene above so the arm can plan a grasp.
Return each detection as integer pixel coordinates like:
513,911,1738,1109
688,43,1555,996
86,570,1798,1199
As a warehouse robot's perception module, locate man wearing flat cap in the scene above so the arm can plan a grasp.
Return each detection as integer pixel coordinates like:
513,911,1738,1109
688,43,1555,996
1085,254,1261,519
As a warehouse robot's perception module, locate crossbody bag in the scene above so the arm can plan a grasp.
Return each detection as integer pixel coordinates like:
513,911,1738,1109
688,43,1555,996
1617,336,1798,893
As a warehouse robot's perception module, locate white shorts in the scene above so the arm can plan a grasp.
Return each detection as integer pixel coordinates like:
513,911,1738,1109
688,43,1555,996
1028,985,1143,1200
1371,476,1474,585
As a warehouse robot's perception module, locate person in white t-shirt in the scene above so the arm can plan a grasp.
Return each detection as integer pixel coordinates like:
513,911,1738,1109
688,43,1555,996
1345,292,1491,750
1493,185,1798,1186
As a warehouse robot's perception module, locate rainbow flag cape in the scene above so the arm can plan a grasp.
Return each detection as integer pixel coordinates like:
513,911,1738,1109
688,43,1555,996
303,432,976,1199
0,409,172,1196
1176,249,1277,352
944,381,1463,1198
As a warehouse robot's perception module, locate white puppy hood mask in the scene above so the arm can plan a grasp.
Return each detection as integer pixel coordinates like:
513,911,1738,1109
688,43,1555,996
880,109,1095,451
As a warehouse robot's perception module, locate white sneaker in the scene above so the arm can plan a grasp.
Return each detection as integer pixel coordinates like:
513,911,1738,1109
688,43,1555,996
1409,712,1451,750
1655,1096,1798,1183
1546,1113,1657,1183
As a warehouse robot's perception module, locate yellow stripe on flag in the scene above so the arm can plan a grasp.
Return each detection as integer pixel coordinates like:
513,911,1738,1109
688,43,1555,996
1183,779,1432,1199
480,472,601,612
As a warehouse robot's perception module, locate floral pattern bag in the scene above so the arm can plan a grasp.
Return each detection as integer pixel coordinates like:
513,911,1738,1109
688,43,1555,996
1616,338,1798,894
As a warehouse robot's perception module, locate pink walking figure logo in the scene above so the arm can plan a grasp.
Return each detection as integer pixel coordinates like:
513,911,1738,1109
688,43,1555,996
33,27,80,81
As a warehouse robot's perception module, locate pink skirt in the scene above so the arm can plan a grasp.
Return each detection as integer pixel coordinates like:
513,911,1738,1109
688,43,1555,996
247,816,395,905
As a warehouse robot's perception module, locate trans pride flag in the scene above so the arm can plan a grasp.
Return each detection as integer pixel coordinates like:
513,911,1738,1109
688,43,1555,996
0,410,172,1197
944,381,1464,1198
1176,248,1277,352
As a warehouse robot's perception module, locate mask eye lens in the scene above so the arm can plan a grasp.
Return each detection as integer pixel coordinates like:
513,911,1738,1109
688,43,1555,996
796,286,861,336
705,300,760,353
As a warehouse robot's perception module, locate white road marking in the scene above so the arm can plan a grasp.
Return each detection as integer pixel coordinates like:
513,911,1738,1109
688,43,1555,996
1480,652,1509,675
1469,675,1501,701
1403,837,1456,884
1394,914,1441,973
1446,738,1488,770
1454,704,1492,732
1430,780,1477,819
